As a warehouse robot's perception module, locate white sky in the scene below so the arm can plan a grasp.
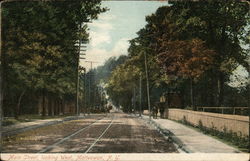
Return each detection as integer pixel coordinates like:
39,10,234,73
80,1,169,71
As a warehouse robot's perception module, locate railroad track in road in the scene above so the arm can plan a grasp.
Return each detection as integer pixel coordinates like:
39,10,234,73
84,115,114,153
38,114,114,153
2,114,105,137
3,113,178,153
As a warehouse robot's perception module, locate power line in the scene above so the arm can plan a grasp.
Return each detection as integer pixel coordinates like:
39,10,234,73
84,61,101,114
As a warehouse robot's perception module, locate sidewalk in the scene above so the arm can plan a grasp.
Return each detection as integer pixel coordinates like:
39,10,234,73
1,115,85,137
142,115,241,153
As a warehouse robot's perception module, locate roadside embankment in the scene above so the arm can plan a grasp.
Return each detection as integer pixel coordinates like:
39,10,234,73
141,114,240,153
168,109,249,137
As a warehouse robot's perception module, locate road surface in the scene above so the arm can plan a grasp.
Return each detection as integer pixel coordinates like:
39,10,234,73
2,112,178,153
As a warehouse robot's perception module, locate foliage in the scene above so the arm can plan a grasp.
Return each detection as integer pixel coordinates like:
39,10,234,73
95,55,128,83
158,38,215,80
105,1,249,110
107,63,139,110
2,0,106,117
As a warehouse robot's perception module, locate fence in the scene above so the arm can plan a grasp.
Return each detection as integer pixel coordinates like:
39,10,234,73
168,109,249,137
197,107,248,115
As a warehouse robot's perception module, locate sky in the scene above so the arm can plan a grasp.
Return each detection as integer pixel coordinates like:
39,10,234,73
80,1,248,87
81,1,169,71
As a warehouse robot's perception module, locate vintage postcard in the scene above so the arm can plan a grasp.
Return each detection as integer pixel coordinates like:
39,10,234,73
0,0,249,161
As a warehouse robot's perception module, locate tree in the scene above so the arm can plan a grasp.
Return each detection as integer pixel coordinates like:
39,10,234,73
95,55,127,83
1,0,106,117
134,1,249,107
106,0,249,111
154,1,249,106
107,63,140,112
157,38,215,108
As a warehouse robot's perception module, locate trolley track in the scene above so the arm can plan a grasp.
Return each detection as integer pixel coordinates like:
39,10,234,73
2,114,108,153
39,114,115,153
85,115,114,153
3,113,178,153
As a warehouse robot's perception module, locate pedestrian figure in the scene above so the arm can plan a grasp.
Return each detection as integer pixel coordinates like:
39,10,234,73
160,105,164,118
151,106,155,118
153,106,158,119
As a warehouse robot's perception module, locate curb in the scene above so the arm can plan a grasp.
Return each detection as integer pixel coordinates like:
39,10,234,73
150,119,192,153
140,115,192,153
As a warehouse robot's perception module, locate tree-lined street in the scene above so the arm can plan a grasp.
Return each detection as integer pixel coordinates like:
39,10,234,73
2,112,178,153
0,0,249,158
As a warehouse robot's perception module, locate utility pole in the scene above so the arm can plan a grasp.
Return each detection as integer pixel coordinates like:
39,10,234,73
139,72,142,117
78,66,86,116
133,86,136,115
76,56,80,116
144,51,151,120
76,23,87,116
84,61,100,114
84,68,87,116
88,68,91,114
100,86,103,108
88,61,93,114
131,86,135,114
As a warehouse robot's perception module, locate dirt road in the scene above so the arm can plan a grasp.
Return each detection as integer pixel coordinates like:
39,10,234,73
2,112,178,153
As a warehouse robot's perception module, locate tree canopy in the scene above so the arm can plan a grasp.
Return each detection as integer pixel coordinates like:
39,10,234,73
105,0,249,112
1,0,106,117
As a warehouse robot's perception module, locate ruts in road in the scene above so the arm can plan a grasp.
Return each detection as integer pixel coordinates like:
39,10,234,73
2,112,178,153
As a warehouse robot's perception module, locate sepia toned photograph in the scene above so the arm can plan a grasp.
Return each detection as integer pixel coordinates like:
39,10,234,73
0,0,249,161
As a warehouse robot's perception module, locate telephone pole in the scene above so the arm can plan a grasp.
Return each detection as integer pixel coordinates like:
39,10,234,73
84,68,87,115
84,61,101,114
143,51,151,120
139,72,142,117
76,24,87,116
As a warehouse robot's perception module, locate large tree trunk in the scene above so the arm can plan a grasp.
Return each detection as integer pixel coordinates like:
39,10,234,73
62,99,65,115
217,73,224,107
48,95,52,116
190,78,195,110
209,76,215,107
57,99,60,115
216,22,227,107
167,90,171,108
59,99,62,115
42,90,46,117
1,38,7,122
14,90,25,119
53,99,57,115
0,65,3,122
54,99,59,115
179,91,185,109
